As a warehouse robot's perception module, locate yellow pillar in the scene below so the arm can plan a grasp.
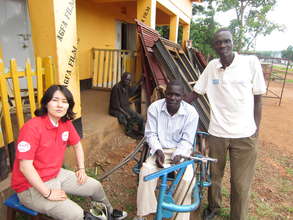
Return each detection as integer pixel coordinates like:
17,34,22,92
169,15,179,43
182,23,190,47
136,0,157,82
27,0,58,71
28,0,81,120
137,0,156,29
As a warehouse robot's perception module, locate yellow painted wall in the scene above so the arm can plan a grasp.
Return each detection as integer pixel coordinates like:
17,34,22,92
27,0,58,68
76,0,196,80
156,8,170,25
28,0,81,119
28,0,196,82
157,0,192,25
182,23,190,45
76,1,136,80
169,15,179,42
137,0,156,28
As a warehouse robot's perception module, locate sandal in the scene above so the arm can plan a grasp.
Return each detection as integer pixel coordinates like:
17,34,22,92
90,201,108,220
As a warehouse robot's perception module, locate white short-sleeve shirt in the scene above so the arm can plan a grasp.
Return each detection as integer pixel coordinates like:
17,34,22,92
193,53,266,138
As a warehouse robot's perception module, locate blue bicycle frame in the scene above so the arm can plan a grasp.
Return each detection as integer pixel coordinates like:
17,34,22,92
144,160,199,220
144,154,216,220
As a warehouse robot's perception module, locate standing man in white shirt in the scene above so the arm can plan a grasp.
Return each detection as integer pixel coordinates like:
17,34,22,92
133,80,199,220
187,28,266,220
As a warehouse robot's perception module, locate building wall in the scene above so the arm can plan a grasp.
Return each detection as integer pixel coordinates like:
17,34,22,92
6,0,197,82
156,7,170,25
76,0,197,80
28,0,82,126
157,0,193,25
171,0,193,20
76,1,136,80
28,0,58,62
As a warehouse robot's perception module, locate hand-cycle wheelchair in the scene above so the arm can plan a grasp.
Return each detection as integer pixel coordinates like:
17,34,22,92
139,131,217,220
98,131,216,220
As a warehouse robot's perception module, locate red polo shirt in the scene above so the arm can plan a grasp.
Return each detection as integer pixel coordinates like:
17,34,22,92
11,115,80,193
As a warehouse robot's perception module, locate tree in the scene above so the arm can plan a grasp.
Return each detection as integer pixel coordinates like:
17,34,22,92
190,0,220,59
191,0,284,53
156,25,183,44
156,25,169,39
216,0,284,51
255,50,281,58
281,46,293,61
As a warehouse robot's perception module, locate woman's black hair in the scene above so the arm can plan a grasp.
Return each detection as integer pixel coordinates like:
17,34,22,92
34,85,76,122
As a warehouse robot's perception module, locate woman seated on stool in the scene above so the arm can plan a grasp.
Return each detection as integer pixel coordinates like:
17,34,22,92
11,85,127,220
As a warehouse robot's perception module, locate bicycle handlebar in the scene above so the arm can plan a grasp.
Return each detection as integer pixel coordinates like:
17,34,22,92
181,155,218,163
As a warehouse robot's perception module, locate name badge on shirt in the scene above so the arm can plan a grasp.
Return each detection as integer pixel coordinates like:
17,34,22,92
212,79,219,85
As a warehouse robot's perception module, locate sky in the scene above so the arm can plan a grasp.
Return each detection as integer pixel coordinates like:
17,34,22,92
213,0,293,51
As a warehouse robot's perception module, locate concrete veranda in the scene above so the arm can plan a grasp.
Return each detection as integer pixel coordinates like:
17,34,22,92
64,89,135,168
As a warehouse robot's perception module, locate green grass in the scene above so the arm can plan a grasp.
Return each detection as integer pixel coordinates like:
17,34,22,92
279,179,293,193
273,65,293,73
124,188,136,196
125,203,135,213
109,198,119,207
221,187,229,198
218,207,230,218
283,206,293,213
68,194,87,203
269,71,293,83
250,191,258,200
16,213,28,220
275,155,292,169
286,167,293,176
251,190,280,218
248,216,259,220
255,199,278,217
270,63,293,83
86,167,100,179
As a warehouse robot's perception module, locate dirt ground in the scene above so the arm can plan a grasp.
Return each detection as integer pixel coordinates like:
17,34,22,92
91,80,293,220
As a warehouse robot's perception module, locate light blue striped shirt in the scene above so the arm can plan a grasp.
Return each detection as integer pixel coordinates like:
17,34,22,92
145,99,199,158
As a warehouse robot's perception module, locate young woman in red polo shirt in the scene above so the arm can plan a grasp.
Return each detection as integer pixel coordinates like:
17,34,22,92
11,85,127,220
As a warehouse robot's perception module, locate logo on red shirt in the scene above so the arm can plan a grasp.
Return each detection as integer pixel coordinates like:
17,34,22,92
17,141,31,152
62,131,69,141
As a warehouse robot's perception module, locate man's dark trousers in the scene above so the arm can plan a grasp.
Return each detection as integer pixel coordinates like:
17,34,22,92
207,135,257,220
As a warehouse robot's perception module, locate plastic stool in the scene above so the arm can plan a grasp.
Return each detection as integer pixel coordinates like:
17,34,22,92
4,193,40,220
